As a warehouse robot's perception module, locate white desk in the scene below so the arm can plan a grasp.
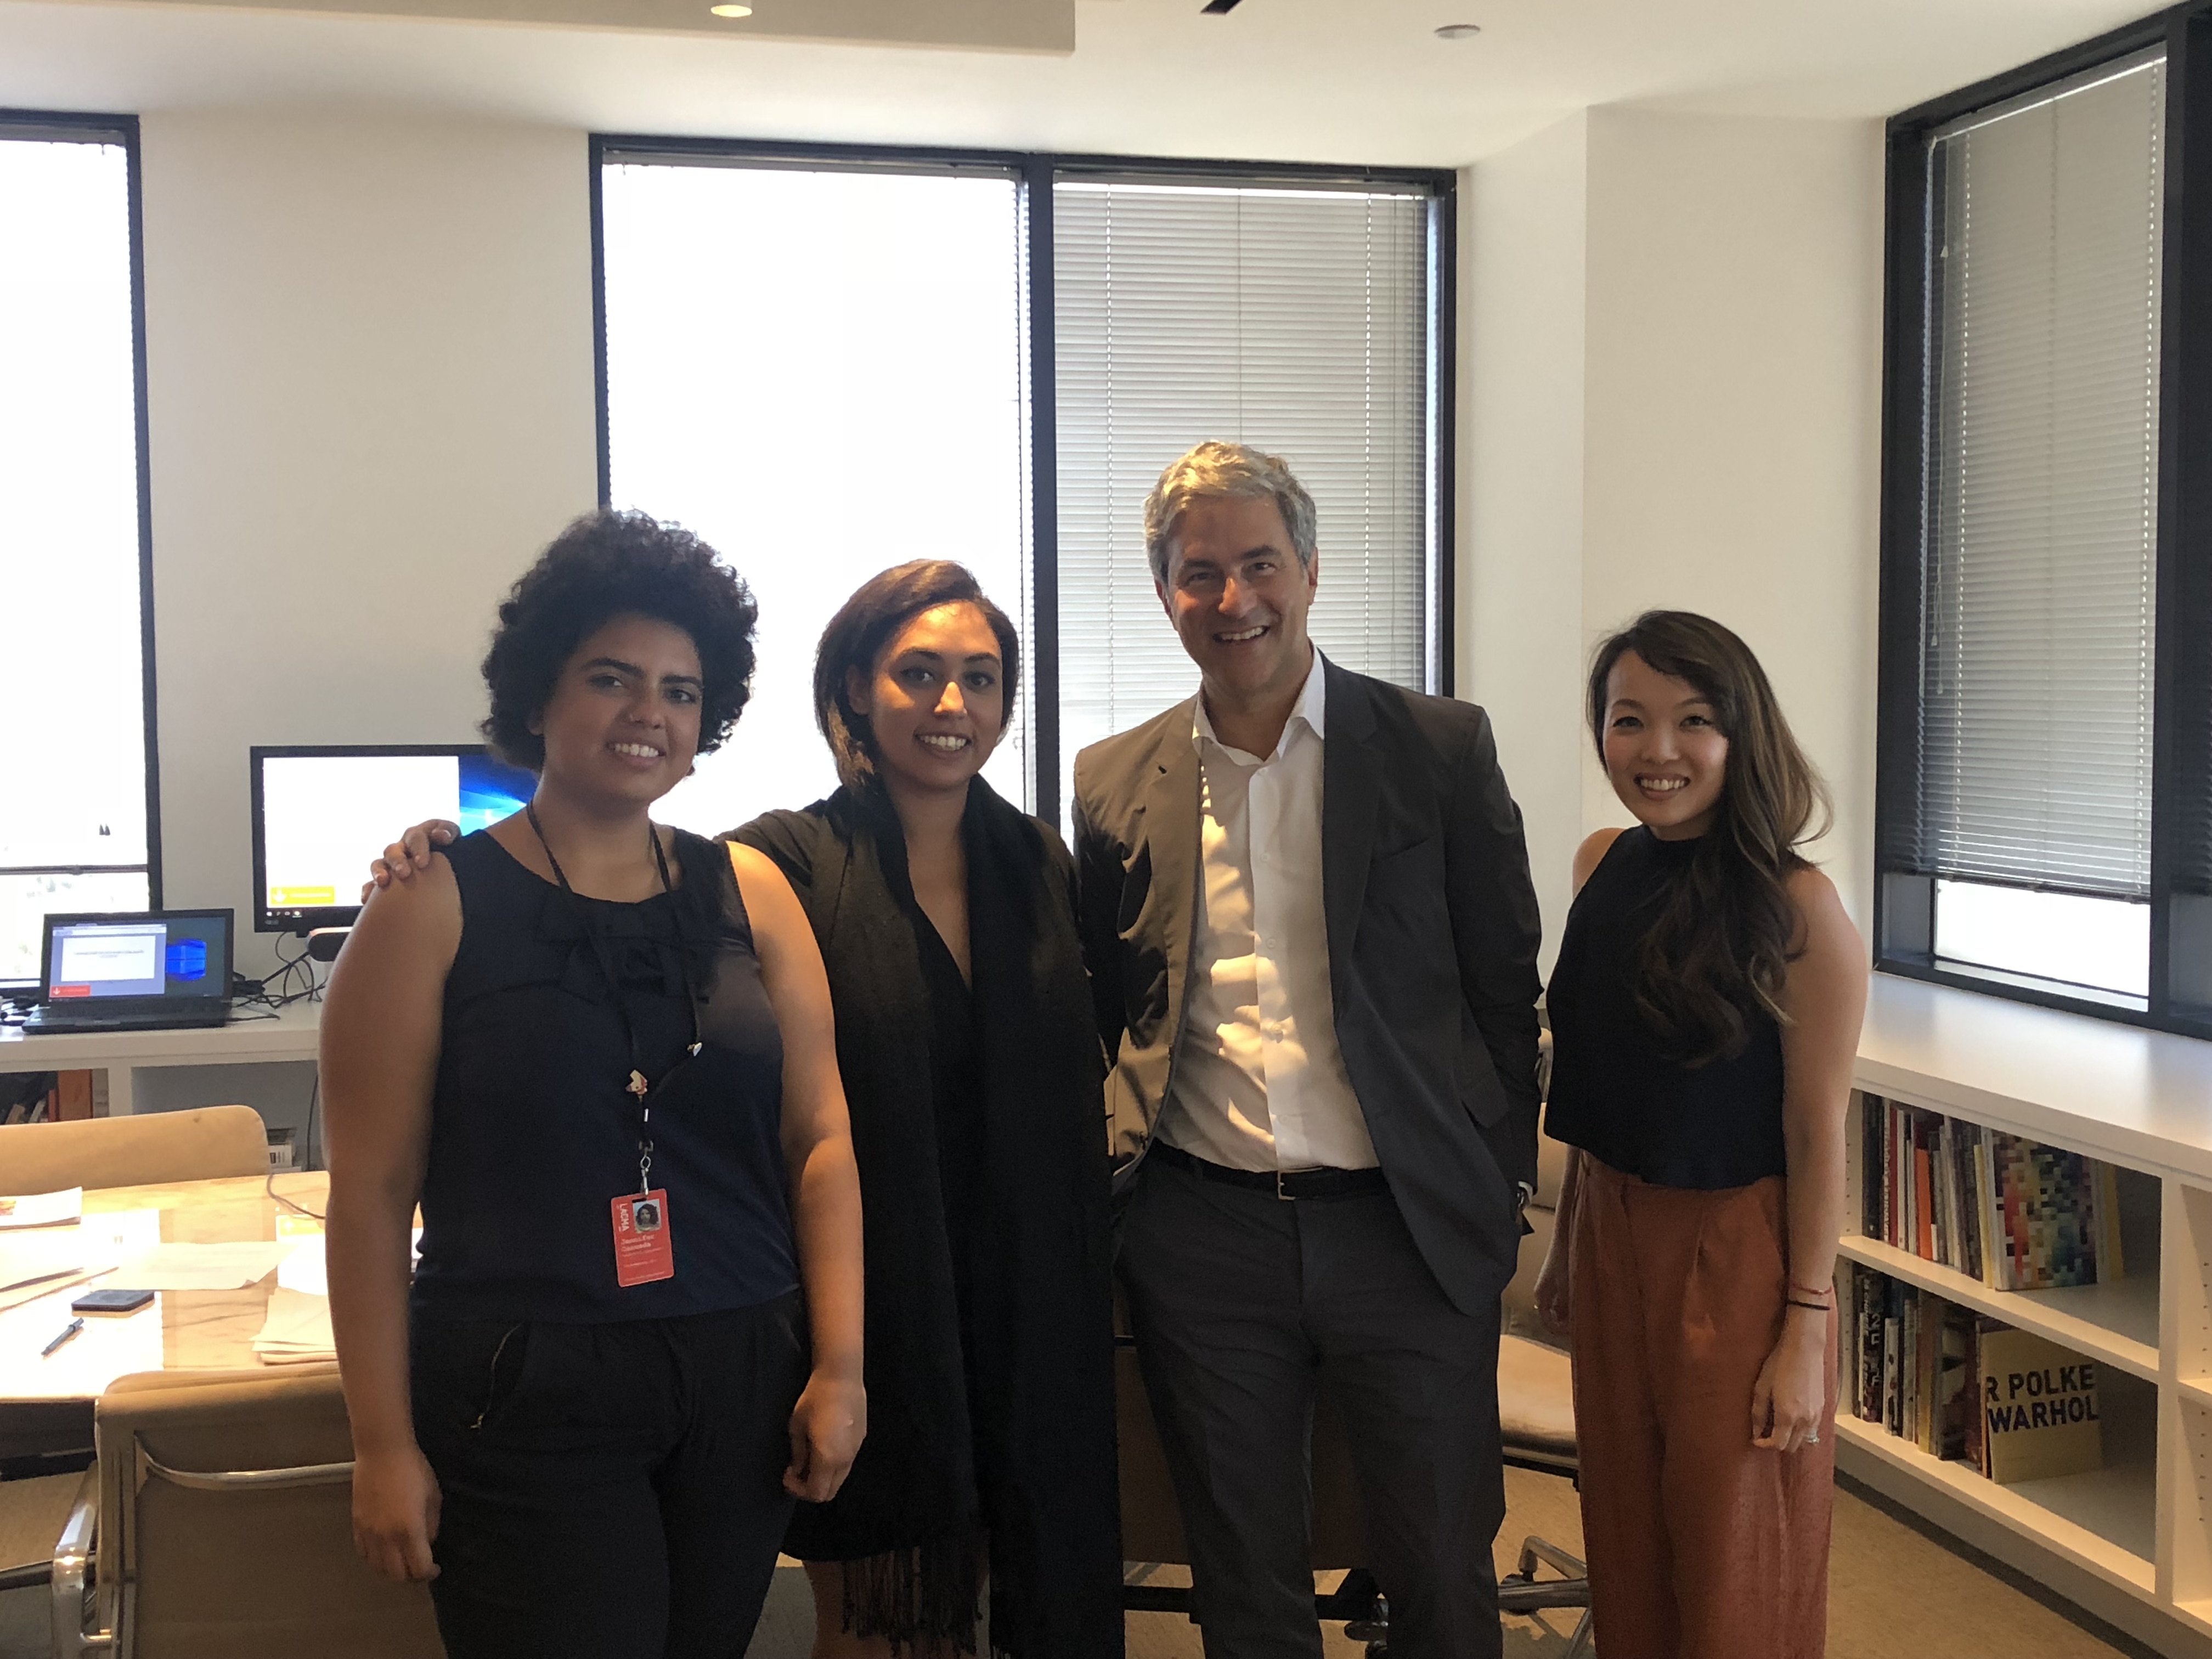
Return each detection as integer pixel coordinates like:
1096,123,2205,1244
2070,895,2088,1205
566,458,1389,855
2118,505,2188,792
0,1002,321,1117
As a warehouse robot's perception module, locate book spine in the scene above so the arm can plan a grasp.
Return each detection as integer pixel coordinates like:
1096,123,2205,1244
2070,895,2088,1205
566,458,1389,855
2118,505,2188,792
1883,1280,1903,1436
1915,1120,1934,1262
1857,1268,1885,1423
2096,1161,2126,1282
1863,1096,1884,1239
54,1071,94,1122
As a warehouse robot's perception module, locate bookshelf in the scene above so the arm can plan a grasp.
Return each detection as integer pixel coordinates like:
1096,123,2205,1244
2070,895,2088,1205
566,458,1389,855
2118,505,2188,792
1844,974,2212,1658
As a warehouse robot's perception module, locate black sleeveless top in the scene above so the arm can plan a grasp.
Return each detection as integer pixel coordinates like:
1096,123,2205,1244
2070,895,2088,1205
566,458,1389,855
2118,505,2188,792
410,827,797,1323
1543,827,1787,1189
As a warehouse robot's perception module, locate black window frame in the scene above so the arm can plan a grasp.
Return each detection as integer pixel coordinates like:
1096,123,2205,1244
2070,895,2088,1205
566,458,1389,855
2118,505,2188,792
587,134,1457,828
0,109,162,960
1876,2,2212,1039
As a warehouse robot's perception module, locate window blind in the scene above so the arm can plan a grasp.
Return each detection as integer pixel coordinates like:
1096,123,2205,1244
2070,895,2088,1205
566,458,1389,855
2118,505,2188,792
1052,178,1434,792
1914,52,2165,900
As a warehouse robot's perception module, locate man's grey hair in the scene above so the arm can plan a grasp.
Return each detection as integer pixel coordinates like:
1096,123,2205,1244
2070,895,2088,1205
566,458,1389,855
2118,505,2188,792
1143,441,1318,585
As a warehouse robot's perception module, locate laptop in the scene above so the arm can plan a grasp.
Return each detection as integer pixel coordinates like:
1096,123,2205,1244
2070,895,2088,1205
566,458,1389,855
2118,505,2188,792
22,910,236,1035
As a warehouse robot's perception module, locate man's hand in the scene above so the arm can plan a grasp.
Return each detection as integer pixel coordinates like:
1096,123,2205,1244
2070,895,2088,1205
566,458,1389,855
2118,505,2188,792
351,1443,442,1582
783,1369,866,1503
360,820,461,902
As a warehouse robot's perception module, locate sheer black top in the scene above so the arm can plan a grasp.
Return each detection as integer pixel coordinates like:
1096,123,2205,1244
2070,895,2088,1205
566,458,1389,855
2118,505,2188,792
411,827,796,1323
1544,827,1788,1189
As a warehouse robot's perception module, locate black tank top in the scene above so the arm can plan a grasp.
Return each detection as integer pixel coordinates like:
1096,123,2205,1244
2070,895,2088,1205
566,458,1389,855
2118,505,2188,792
1544,827,1787,1189
411,827,797,1322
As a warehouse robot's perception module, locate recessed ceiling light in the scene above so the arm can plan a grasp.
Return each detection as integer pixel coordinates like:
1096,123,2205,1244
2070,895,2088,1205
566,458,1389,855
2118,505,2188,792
709,3,752,14
1435,22,1481,38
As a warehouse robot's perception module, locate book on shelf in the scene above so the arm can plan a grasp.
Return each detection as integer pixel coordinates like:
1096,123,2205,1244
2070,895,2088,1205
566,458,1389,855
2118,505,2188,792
1859,1096,2125,1290
1976,1323,2103,1483
1848,1266,2104,1484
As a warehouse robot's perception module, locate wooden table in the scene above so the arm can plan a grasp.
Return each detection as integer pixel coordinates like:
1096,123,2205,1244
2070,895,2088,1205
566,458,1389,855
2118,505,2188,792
0,1170,330,1413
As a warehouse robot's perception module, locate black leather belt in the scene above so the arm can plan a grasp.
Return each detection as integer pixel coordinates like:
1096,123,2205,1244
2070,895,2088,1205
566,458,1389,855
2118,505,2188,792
1146,1138,1389,1200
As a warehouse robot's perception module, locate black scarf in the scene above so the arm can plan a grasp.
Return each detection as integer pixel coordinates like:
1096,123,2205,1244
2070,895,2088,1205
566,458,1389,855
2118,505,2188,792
730,781,1121,1659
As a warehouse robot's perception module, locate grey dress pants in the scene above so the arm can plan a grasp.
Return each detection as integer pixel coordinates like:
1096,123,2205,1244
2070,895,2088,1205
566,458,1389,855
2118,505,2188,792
1118,1153,1508,1659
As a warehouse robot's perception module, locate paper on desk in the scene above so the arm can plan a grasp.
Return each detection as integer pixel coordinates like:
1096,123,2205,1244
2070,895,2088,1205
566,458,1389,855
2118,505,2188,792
110,1240,290,1291
0,1187,82,1229
252,1286,336,1365
0,1210,159,1308
252,1291,334,1371
0,1231,93,1295
274,1230,421,1300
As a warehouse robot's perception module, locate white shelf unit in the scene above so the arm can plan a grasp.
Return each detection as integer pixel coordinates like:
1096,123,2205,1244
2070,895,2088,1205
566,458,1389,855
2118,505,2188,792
1842,975,2212,1657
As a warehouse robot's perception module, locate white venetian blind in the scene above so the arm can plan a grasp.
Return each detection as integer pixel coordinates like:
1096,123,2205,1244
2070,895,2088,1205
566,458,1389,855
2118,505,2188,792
1916,52,2166,899
1052,178,1434,797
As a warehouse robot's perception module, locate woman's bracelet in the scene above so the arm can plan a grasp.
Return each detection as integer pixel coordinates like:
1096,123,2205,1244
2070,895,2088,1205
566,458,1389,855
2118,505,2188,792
1789,1282,1835,1301
1786,1298,1833,1314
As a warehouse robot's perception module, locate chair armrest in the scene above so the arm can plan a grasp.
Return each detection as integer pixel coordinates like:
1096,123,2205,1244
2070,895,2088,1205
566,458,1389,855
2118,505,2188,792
49,1466,112,1658
139,1453,354,1492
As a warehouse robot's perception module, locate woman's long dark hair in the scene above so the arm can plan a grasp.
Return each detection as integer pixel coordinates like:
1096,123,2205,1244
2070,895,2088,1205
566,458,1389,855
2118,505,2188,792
1587,611,1830,1066
814,561,1020,792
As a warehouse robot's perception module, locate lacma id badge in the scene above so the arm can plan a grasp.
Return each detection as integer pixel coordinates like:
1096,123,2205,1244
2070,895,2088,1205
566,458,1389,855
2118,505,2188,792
611,1189,675,1287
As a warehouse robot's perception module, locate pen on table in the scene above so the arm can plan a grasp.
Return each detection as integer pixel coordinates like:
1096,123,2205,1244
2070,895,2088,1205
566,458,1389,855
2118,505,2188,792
42,1318,84,1358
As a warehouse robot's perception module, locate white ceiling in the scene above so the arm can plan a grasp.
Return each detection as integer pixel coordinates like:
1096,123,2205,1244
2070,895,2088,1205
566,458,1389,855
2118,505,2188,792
0,0,2163,166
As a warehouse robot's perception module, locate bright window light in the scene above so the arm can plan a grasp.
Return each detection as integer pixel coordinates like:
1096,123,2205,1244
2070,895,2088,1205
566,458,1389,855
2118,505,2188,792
600,162,1030,836
0,134,149,983
1933,878,2150,1000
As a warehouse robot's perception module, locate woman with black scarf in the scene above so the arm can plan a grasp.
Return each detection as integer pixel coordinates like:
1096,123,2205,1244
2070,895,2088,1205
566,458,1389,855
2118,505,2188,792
730,560,1120,1659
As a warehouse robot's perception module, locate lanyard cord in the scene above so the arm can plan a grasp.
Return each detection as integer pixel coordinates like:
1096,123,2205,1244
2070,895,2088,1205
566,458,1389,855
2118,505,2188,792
525,802,699,1190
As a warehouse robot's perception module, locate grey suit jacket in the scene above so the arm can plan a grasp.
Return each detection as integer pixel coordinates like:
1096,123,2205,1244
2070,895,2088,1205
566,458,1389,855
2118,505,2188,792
1070,656,1545,1315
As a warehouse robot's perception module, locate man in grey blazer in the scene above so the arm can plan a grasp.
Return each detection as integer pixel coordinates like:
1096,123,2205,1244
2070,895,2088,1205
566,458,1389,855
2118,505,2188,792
1071,442,1543,1659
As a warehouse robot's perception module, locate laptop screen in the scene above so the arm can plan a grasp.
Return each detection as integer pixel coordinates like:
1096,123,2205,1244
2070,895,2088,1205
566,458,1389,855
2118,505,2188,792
41,911,233,1005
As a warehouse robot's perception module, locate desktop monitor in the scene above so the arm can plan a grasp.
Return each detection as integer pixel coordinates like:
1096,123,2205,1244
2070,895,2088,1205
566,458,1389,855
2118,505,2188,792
249,745,537,934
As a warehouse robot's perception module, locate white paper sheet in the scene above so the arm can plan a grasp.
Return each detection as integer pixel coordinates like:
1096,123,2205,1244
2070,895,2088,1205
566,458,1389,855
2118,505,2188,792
0,1187,83,1229
0,1231,93,1294
276,1234,326,1297
252,1286,335,1365
108,1240,290,1291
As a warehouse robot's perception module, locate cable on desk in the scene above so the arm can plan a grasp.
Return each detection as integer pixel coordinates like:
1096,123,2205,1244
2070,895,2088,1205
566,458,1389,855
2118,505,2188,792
266,1167,326,1222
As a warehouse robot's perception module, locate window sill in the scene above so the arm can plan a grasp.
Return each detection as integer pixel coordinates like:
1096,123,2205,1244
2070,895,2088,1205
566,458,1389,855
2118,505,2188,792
1859,972,2212,1183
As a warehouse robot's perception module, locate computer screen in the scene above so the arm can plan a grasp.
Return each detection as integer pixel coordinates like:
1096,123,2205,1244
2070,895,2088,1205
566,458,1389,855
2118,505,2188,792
41,911,233,1003
250,746,537,933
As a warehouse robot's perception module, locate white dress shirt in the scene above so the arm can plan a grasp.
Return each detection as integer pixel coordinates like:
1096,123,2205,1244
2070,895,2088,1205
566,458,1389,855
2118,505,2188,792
1155,652,1379,1173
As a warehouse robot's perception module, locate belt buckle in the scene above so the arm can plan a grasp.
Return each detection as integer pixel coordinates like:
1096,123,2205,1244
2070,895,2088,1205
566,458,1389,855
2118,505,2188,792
1275,1169,1293,1201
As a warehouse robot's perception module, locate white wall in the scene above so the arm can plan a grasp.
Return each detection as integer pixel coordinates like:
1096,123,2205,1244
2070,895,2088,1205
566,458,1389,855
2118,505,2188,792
1464,106,1884,958
139,110,600,974
1460,112,1590,970
1581,108,1884,934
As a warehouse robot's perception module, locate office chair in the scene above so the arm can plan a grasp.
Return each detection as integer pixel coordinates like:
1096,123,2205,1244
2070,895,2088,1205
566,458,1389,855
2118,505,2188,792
50,1364,443,1659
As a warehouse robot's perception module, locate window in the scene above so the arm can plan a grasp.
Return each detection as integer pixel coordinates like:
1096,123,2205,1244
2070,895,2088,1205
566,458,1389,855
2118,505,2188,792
0,115,155,985
599,154,1032,836
1878,11,2212,1036
1052,174,1440,808
594,139,1451,832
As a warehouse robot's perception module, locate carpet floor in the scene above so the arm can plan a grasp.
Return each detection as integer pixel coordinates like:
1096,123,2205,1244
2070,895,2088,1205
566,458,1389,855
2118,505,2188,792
0,1467,2158,1659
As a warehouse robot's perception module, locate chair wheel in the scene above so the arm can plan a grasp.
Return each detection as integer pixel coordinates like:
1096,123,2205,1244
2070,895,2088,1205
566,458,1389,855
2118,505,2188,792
1345,1620,1387,1642
1365,1644,1387,1658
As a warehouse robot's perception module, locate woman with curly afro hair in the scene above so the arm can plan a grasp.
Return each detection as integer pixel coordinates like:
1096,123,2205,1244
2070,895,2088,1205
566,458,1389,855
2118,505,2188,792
322,510,866,1659
373,556,1123,1659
